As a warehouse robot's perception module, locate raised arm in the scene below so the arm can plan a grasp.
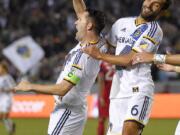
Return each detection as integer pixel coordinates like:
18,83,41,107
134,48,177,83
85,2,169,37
73,0,86,16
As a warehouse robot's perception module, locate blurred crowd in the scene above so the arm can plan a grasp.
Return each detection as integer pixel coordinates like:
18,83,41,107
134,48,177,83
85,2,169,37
0,0,179,83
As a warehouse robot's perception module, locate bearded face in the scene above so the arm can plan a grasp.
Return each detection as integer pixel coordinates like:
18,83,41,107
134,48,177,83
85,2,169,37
140,0,165,21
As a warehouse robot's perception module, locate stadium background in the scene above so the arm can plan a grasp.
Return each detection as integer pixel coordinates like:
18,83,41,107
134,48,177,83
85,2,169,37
0,0,179,135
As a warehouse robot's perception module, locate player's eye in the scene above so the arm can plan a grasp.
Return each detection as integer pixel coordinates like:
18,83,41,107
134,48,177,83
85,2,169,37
152,2,161,9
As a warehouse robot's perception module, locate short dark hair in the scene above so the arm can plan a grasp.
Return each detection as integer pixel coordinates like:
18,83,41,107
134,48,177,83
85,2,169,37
86,8,106,34
162,0,172,10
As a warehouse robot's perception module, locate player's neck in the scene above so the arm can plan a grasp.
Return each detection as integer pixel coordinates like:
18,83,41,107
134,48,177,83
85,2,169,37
81,32,100,45
136,16,148,24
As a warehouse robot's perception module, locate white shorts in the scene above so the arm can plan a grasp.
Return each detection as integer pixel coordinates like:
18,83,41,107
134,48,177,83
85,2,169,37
107,93,153,135
48,104,87,135
0,94,12,113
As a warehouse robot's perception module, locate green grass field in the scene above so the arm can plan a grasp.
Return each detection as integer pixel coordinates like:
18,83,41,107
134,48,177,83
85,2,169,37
0,118,178,135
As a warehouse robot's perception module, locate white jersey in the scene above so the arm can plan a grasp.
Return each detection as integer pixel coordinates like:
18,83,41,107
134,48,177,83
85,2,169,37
107,17,163,98
0,74,16,96
54,38,107,107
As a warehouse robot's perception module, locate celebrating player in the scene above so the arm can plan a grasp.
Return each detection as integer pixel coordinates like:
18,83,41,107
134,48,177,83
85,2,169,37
0,61,16,135
97,62,114,135
83,0,172,134
14,0,106,135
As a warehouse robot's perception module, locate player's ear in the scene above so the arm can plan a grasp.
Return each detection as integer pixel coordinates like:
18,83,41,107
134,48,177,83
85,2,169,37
87,22,93,31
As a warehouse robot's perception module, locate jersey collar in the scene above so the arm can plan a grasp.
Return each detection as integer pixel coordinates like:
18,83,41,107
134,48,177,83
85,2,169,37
135,17,147,26
80,39,100,47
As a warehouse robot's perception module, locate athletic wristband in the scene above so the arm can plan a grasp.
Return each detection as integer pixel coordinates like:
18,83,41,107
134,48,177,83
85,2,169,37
153,54,166,64
64,71,80,85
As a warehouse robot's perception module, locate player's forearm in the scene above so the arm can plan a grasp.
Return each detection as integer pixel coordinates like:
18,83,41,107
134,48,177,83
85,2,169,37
73,0,86,15
165,55,180,66
29,83,71,96
99,53,133,67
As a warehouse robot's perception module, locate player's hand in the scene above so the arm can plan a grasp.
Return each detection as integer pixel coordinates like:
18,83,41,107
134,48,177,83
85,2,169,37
82,46,102,60
132,52,154,65
14,81,32,92
157,64,175,72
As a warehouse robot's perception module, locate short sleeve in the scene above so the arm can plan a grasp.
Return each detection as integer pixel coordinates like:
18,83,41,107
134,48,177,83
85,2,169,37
63,51,84,85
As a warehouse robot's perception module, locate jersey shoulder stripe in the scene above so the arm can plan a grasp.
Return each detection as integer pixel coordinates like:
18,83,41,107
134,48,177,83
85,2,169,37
147,22,158,38
73,51,83,65
96,39,106,49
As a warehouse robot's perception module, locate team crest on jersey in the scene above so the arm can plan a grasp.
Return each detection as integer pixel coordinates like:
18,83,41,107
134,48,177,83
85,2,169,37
16,45,31,59
131,24,148,41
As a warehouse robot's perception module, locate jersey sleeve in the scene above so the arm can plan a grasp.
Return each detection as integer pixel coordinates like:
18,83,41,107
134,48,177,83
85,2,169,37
63,51,84,85
106,20,121,47
132,22,163,53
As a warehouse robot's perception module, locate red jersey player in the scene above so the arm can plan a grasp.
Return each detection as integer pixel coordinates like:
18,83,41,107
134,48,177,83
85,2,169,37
97,61,115,135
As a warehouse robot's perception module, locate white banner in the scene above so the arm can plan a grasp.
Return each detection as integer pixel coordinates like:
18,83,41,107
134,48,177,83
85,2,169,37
3,36,45,74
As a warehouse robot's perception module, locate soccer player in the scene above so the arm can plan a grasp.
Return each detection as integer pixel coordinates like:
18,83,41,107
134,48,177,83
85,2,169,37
97,62,114,135
0,61,16,135
82,0,172,134
132,53,180,135
14,0,107,135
